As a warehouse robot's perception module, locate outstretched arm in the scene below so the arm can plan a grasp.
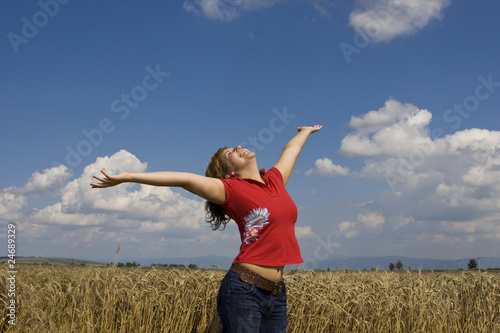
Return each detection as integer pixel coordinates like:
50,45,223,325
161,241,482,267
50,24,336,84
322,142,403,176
91,170,226,205
273,125,322,186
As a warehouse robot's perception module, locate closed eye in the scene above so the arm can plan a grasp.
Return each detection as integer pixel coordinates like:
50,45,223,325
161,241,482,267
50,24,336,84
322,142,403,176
226,147,238,158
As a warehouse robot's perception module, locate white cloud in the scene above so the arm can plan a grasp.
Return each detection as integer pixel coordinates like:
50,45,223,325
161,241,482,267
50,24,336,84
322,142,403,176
336,212,385,239
338,221,358,238
416,232,463,246
305,157,350,177
21,165,72,196
349,0,451,43
31,150,205,230
183,0,283,21
0,190,26,221
0,165,72,222
312,98,499,255
357,212,385,229
20,222,49,239
295,225,316,238
340,99,435,157
31,202,107,226
346,99,498,249
1,150,213,259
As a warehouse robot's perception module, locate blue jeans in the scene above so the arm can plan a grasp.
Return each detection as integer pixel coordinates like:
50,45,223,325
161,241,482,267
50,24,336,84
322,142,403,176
217,270,288,333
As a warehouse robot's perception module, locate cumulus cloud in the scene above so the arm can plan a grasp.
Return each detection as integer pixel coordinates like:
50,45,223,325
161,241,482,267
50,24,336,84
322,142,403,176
320,98,500,249
32,150,205,230
21,165,72,196
183,0,283,21
338,220,358,238
295,225,316,239
336,212,384,239
349,0,451,43
30,202,107,226
1,150,213,259
340,99,435,157
306,99,435,179
0,190,27,221
357,212,385,229
0,165,72,222
305,157,350,177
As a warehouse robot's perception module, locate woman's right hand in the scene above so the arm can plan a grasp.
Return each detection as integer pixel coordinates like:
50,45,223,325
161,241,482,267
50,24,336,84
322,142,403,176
91,170,124,188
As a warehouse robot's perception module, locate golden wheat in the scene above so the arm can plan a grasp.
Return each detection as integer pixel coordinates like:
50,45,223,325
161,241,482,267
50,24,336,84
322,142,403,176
1,266,498,332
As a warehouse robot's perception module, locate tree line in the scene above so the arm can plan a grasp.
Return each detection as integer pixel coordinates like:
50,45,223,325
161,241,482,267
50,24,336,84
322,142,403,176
388,258,484,271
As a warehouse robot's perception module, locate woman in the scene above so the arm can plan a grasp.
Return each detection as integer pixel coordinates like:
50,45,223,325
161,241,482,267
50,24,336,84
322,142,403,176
91,125,322,332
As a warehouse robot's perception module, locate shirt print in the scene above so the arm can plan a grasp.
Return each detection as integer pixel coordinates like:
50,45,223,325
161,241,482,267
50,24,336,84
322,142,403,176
243,207,270,245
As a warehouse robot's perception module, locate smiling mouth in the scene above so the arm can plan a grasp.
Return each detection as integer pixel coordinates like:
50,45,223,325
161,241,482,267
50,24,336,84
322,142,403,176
240,149,251,157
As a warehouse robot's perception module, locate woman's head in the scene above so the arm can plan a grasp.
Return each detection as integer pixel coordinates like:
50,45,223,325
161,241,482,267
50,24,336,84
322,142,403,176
205,146,262,231
206,146,256,179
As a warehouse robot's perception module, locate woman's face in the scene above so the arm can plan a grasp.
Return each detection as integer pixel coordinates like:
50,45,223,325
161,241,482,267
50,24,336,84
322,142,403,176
223,146,256,176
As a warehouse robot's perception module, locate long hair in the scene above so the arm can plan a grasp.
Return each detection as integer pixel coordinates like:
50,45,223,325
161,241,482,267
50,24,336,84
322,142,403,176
205,147,232,230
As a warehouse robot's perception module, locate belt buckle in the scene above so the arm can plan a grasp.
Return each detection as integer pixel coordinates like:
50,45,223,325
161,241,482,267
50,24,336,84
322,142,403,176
272,280,285,296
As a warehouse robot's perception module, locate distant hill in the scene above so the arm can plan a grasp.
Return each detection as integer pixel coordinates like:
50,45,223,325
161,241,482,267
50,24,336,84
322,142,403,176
3,255,499,271
100,255,500,271
113,255,234,269
287,256,500,271
0,256,108,266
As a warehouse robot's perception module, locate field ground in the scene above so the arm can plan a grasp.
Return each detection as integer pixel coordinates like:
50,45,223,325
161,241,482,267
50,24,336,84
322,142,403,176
1,266,499,332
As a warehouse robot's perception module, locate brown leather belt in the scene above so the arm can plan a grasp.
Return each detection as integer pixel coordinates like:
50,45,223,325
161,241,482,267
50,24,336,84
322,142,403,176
230,264,285,296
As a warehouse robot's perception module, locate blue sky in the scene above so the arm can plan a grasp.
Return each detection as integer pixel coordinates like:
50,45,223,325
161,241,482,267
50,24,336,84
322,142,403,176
1,0,499,266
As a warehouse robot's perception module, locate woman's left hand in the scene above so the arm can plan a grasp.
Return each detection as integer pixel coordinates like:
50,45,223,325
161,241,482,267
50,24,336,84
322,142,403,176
297,125,322,133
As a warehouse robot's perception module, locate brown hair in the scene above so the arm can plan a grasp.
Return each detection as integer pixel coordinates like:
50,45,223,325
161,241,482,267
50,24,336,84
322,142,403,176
204,147,231,230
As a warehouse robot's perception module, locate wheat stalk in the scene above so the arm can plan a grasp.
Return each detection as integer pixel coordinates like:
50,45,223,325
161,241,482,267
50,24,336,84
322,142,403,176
115,243,121,266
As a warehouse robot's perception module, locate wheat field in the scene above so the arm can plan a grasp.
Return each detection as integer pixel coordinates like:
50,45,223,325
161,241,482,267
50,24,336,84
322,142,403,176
1,266,499,332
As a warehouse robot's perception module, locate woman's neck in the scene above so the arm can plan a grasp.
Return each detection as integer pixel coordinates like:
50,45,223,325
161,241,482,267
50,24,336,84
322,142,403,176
236,167,265,184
